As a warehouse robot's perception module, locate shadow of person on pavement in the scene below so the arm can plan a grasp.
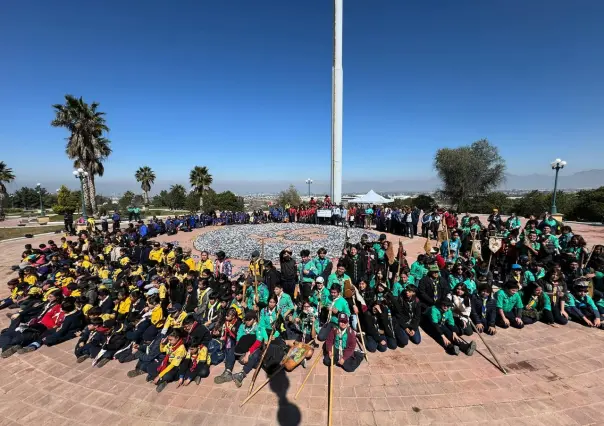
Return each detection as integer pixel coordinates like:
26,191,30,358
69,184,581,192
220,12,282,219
268,367,301,426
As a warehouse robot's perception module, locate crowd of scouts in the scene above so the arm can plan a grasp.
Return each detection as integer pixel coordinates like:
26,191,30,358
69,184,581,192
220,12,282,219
1,210,603,394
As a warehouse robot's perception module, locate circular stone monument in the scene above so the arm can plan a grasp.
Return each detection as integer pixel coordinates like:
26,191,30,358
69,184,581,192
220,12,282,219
193,223,379,261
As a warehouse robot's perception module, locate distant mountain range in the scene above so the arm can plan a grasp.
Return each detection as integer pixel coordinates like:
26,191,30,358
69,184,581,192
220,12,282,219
8,169,604,196
346,169,604,193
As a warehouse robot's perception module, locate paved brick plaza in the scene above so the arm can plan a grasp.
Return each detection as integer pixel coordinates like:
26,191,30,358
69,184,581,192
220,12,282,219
0,221,603,425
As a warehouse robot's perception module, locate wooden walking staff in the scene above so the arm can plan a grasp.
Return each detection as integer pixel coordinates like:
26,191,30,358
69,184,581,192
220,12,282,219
328,349,335,426
469,318,507,375
352,294,369,363
294,352,323,400
247,309,291,395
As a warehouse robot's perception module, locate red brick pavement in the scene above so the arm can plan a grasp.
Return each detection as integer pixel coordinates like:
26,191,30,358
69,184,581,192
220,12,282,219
1,223,604,425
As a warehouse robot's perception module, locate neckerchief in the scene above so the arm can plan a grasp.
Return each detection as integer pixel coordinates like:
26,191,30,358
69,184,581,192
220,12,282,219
433,278,439,302
157,338,183,372
481,297,488,318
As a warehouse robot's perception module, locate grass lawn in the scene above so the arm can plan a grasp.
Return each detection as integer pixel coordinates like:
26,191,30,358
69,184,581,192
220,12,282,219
0,225,66,242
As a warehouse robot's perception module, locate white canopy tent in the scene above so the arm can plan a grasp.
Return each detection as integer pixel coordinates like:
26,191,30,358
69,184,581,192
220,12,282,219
348,189,393,205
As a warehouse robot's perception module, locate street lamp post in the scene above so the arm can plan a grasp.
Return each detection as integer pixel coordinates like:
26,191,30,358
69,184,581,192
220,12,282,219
73,168,89,220
305,178,313,198
550,158,567,215
36,183,45,217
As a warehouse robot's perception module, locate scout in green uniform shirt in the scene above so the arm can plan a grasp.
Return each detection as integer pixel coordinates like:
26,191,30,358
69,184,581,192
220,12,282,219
313,248,332,278
297,250,318,284
236,312,258,342
327,284,350,325
244,281,269,309
327,263,351,290
427,303,455,327
310,277,330,308
495,281,524,328
257,297,281,341
410,258,428,282
274,284,295,315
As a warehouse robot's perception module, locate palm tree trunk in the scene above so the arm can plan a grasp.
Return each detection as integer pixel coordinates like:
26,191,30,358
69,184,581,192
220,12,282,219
0,193,5,217
199,188,204,213
81,177,91,217
88,173,98,217
144,190,149,206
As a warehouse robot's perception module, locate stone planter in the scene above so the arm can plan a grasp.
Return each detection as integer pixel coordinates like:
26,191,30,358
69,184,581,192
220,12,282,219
37,216,50,225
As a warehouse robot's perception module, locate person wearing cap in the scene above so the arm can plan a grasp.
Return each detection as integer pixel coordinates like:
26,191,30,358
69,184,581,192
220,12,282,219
495,280,524,329
214,251,233,280
424,298,476,356
161,303,187,335
310,277,330,320
566,282,602,328
418,264,450,312
323,312,363,372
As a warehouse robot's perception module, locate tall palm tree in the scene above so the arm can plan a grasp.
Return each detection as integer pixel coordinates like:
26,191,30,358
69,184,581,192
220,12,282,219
189,166,213,211
51,95,111,216
0,162,16,218
135,166,156,205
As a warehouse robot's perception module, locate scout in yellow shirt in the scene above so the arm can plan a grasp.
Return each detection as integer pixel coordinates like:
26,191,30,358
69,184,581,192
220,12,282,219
152,331,187,391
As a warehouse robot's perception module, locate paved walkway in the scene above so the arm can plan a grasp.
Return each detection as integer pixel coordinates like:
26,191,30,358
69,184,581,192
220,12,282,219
1,222,604,425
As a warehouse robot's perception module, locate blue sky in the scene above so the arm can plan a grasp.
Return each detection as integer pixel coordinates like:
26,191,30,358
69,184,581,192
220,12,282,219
1,0,603,194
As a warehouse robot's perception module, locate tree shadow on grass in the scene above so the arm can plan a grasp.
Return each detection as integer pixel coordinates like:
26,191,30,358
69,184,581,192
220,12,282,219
268,368,301,426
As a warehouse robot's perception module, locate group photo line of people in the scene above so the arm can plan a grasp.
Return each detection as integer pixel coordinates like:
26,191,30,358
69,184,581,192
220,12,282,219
1,205,603,398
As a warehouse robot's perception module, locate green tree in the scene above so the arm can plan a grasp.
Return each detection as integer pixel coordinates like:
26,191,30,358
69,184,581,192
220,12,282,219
189,166,213,210
12,187,40,210
411,194,436,211
152,190,170,208
52,185,80,214
511,190,577,218
434,139,506,211
118,191,135,211
0,162,16,218
464,192,513,215
168,184,187,209
277,185,302,207
135,166,156,205
215,191,244,212
567,187,604,222
51,95,111,216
